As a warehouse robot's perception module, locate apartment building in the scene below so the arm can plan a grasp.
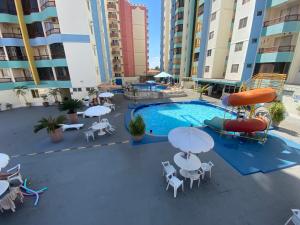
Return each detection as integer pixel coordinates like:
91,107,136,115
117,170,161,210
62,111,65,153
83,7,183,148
106,0,149,82
0,0,112,108
161,0,300,88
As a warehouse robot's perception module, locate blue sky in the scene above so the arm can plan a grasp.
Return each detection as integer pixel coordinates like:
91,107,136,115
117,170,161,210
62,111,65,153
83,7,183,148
130,0,161,68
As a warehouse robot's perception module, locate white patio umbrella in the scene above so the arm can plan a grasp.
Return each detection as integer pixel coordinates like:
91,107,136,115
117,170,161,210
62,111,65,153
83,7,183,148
146,80,156,84
168,127,214,154
0,153,9,171
84,106,111,122
154,72,173,78
99,92,114,98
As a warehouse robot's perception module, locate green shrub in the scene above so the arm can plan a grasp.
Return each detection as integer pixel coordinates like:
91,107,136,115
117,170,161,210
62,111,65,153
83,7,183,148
34,115,66,133
268,101,286,124
59,99,83,114
129,115,145,136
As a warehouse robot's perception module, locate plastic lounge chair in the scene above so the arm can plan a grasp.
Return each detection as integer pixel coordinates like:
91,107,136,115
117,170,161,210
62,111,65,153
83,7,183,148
60,124,84,132
285,209,300,225
77,112,85,118
166,174,184,198
201,161,214,179
7,164,23,187
161,161,176,181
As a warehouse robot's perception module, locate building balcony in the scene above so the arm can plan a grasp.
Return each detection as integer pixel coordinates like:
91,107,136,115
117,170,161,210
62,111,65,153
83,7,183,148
113,67,122,72
108,15,118,20
34,54,50,60
262,17,300,36
14,77,34,82
23,7,40,15
0,77,12,83
107,3,117,10
40,0,56,11
256,51,294,63
109,24,118,29
0,55,6,61
2,32,22,39
45,27,60,36
0,7,17,15
8,55,28,61
258,45,295,54
112,59,121,63
264,14,300,27
110,33,119,38
111,50,120,55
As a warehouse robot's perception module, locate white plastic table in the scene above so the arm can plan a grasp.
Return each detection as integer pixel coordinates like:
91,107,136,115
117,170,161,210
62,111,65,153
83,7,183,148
92,122,108,136
0,180,9,197
174,152,201,171
0,153,9,171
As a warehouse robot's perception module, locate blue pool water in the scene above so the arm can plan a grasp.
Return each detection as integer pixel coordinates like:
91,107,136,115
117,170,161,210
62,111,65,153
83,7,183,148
134,102,234,135
132,84,167,91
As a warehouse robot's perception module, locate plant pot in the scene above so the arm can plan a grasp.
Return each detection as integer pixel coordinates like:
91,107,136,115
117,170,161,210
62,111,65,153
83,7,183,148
50,128,63,143
43,102,49,107
26,102,32,107
131,134,144,142
68,113,78,124
272,121,280,128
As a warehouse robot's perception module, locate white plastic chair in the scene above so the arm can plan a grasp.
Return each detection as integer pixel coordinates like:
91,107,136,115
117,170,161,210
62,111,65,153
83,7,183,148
105,124,116,134
180,169,204,189
285,209,300,225
166,174,184,198
6,164,23,186
201,161,214,179
84,130,95,143
161,161,176,178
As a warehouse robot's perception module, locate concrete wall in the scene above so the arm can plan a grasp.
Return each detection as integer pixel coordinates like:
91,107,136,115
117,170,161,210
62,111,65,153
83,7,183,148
132,6,147,76
225,0,256,81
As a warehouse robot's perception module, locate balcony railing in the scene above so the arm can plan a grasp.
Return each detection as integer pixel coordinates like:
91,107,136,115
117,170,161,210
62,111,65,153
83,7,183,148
0,8,17,15
14,77,34,82
108,14,118,19
40,0,56,11
45,27,60,36
259,45,295,53
23,7,39,15
51,52,66,59
56,75,70,81
113,67,122,72
0,55,6,61
264,14,300,27
113,59,121,63
34,55,50,60
107,3,116,9
8,55,28,61
2,32,22,39
0,77,12,83
110,33,119,38
109,24,118,29
111,50,120,55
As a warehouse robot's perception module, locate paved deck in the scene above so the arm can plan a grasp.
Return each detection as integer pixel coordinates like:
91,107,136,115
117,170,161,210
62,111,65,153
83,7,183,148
1,92,300,225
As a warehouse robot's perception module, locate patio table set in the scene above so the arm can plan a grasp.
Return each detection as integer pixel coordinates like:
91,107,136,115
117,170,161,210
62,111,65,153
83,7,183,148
0,153,23,212
162,127,215,198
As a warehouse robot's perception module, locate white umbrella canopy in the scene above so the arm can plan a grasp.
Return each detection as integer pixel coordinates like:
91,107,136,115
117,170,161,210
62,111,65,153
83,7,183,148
99,92,114,98
168,127,214,154
0,153,9,171
84,106,111,121
154,72,173,78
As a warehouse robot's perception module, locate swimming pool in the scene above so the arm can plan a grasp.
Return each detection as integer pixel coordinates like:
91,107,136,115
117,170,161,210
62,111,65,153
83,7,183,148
134,102,234,136
132,84,167,91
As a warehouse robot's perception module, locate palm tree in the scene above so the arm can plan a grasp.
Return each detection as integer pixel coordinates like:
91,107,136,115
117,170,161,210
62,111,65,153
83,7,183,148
14,86,28,105
48,88,61,103
88,88,98,98
34,115,66,143
197,84,209,100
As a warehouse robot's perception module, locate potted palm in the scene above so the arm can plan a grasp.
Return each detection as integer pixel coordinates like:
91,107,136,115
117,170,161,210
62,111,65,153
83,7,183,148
6,103,12,110
197,84,209,100
268,101,286,127
88,87,98,105
297,106,300,116
59,99,83,123
41,94,49,107
48,88,61,105
14,86,31,107
34,115,66,143
129,115,145,142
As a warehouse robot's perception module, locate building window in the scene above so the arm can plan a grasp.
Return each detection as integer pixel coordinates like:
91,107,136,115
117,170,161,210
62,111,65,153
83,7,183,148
73,88,82,92
195,38,200,47
196,22,201,32
207,49,212,56
234,42,243,52
209,31,214,40
238,17,248,29
55,67,70,81
205,66,210,72
31,89,39,98
211,12,216,21
89,22,94,34
242,0,250,4
252,38,257,43
86,0,90,11
175,24,183,32
37,68,54,81
231,64,239,73
246,64,252,68
257,11,262,16
50,43,66,59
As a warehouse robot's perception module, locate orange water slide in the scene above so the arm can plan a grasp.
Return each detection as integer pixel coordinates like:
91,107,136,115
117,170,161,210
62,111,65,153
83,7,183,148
224,117,268,133
226,88,277,107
